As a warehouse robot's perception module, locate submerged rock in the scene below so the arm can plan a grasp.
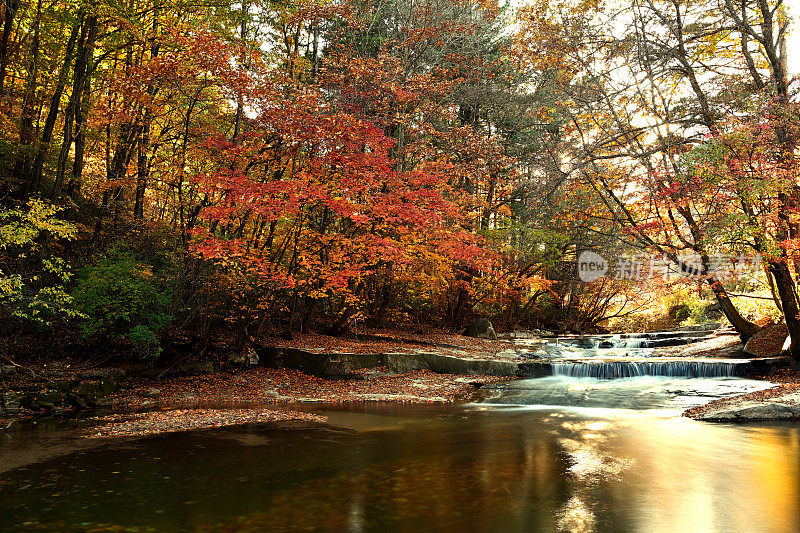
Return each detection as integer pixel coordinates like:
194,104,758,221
34,390,65,409
139,387,162,398
229,349,260,366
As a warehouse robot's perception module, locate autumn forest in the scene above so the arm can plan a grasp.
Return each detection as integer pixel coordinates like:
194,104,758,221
4,0,800,530
0,0,798,360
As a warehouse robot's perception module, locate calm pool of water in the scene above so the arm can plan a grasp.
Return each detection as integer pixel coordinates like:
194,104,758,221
1,381,799,532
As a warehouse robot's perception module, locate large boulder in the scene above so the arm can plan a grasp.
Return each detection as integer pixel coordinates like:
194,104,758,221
744,324,788,357
464,318,497,340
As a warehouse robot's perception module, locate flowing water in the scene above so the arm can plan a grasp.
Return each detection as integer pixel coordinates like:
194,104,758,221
2,332,799,532
513,329,716,359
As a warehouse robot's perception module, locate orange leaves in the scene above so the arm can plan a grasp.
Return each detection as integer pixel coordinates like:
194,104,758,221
189,49,483,307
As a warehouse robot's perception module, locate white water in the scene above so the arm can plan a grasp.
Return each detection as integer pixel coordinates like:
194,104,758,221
514,331,716,359
479,375,773,413
482,330,770,414
550,360,738,379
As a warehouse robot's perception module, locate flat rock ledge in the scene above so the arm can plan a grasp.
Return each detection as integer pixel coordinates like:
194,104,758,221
259,346,789,380
696,392,800,422
260,346,544,378
698,401,800,421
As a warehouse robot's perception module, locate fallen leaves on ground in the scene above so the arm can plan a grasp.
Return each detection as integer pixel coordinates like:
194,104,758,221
263,327,516,358
110,367,504,412
742,324,788,357
86,408,328,438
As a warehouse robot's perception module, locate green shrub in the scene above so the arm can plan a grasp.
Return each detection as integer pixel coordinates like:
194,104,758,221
666,289,711,327
0,199,83,326
72,246,174,357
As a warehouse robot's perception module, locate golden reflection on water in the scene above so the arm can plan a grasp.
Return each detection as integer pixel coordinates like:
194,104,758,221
557,496,596,532
205,414,800,533
739,428,800,532
6,406,798,532
545,415,800,533
611,417,800,533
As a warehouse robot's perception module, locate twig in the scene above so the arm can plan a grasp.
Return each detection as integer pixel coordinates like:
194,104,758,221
0,353,45,380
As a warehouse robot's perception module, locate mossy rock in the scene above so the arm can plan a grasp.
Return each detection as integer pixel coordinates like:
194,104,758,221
71,381,100,397
34,390,65,405
100,375,122,395
1,391,21,415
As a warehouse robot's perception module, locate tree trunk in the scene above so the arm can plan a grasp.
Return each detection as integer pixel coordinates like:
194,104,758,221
449,286,469,330
53,13,95,198
301,296,317,333
769,261,800,360
327,282,364,336
705,277,759,341
27,13,81,195
134,116,149,221
133,6,160,218
66,66,90,196
661,252,760,340
0,0,19,94
14,0,40,185
95,121,141,240
232,1,246,143
327,305,355,337
481,173,496,230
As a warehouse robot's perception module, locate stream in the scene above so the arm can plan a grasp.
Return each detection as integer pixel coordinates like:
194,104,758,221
1,331,799,532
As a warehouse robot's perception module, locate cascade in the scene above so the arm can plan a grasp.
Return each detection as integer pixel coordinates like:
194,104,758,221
550,360,738,379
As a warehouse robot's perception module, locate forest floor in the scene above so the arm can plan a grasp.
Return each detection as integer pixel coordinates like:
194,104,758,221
1,329,514,437
263,327,519,358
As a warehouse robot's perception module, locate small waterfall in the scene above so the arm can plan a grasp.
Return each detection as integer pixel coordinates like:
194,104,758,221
551,360,738,379
619,339,649,349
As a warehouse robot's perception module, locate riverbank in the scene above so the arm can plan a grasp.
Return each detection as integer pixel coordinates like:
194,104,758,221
109,366,505,410
1,327,518,437
0,328,517,424
683,368,800,421
82,367,506,438
5,325,799,433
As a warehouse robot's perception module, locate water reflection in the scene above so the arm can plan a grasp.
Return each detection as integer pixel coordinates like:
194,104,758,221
557,496,595,532
0,405,798,532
